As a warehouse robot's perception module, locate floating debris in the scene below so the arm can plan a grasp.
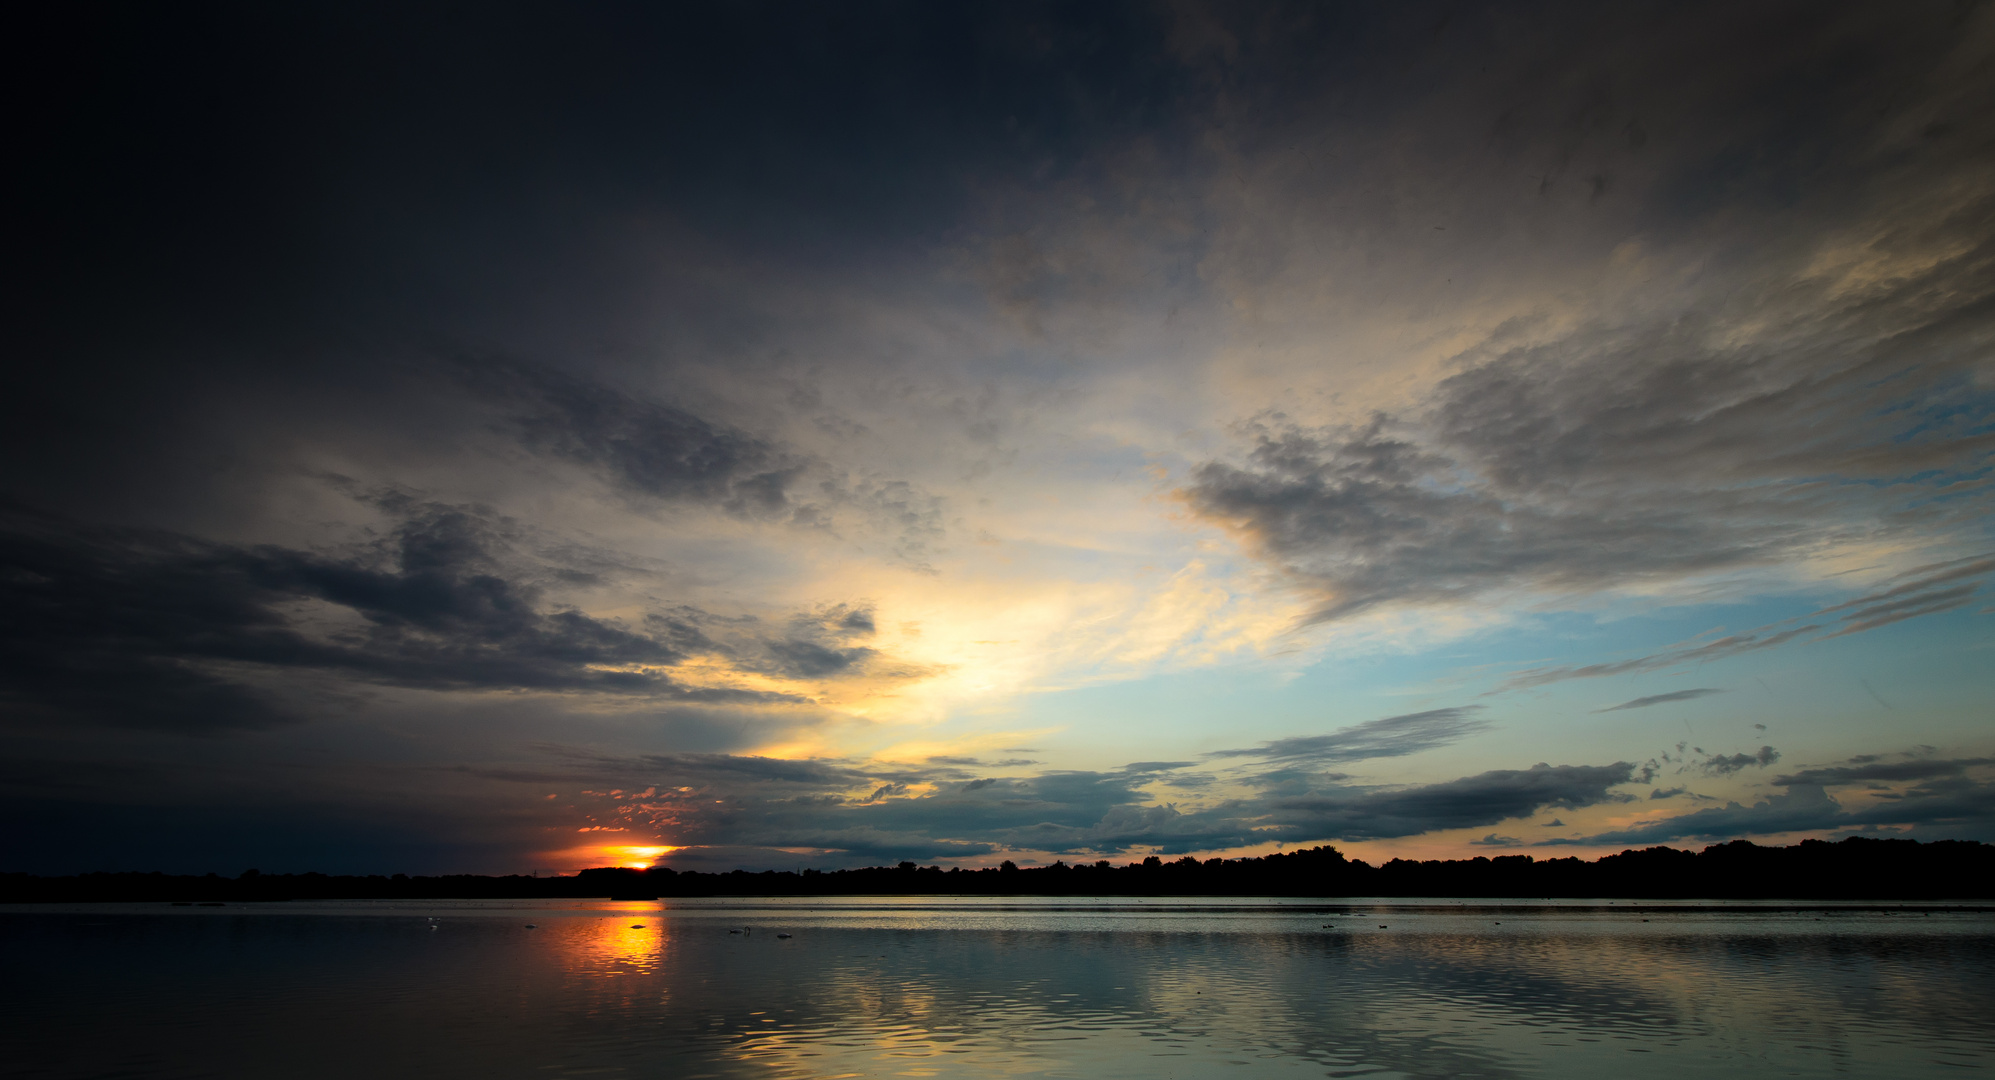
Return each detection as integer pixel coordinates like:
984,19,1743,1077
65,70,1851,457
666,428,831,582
776,933,792,939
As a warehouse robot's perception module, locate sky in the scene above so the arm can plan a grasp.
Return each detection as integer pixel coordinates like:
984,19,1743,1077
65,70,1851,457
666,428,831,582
4,1,1994,876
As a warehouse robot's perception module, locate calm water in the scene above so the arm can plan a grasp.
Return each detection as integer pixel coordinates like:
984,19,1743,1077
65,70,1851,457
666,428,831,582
4,897,1992,1079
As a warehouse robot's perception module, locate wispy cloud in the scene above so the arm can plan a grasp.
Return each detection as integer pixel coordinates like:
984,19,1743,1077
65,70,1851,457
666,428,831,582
1595,688,1725,713
1207,707,1489,765
1498,557,1995,692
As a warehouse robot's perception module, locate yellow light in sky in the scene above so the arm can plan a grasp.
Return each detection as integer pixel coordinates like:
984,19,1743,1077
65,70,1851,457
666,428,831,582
609,845,677,868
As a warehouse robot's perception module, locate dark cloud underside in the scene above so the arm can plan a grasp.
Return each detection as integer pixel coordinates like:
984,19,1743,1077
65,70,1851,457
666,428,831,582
0,505,790,732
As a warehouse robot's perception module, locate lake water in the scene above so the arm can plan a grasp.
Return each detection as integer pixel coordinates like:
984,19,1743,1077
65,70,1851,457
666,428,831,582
4,897,1992,1079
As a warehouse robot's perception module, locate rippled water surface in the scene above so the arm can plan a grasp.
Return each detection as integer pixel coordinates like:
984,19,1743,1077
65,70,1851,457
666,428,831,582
4,897,1992,1079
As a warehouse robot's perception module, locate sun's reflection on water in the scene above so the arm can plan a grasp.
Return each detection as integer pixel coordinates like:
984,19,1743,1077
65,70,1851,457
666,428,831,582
562,902,671,977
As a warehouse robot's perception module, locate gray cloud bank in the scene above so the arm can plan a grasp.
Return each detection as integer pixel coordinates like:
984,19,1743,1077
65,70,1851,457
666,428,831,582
0,498,907,733
1567,752,1995,846
524,746,1641,867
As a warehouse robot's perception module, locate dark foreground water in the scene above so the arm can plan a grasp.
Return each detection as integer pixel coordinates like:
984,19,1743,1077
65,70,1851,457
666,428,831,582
4,897,1992,1079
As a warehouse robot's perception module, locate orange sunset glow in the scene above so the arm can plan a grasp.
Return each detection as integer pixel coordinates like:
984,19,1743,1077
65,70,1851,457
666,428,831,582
603,845,677,869
541,844,682,873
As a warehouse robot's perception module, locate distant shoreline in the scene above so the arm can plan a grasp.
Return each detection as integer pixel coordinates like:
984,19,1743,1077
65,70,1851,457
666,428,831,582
6,836,1992,903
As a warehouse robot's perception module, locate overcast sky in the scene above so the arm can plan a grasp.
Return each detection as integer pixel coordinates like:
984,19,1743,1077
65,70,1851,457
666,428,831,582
5,0,1994,875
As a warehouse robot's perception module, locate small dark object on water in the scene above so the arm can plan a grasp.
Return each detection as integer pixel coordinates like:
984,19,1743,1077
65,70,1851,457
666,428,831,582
777,933,792,939
525,924,537,929
729,929,742,934
1379,924,1388,928
630,924,644,929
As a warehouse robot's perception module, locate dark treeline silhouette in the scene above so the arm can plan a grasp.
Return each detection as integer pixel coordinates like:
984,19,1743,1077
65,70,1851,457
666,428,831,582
5,837,1991,903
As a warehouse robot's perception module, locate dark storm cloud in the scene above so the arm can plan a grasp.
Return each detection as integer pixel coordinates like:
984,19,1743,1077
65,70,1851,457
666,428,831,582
0,504,795,733
1596,689,1724,713
1208,707,1489,764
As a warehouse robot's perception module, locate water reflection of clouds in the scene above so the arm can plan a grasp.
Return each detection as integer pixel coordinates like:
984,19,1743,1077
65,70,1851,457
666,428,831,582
558,906,1995,1080
23,902,1978,1079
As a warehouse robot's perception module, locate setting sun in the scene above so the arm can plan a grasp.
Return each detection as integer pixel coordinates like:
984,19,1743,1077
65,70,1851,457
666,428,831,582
609,845,677,869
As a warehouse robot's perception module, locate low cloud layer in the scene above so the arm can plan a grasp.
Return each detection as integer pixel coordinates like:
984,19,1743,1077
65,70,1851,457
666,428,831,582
525,742,1644,866
0,499,913,733
1569,752,1995,846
